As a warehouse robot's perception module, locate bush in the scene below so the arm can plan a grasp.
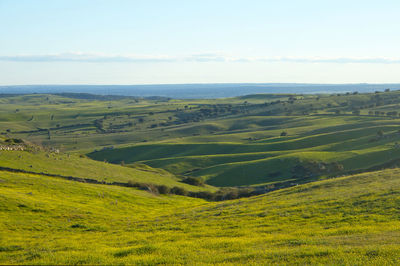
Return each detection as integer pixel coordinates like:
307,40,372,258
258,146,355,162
127,180,137,187
224,190,239,200
170,186,188,196
4,138,23,144
182,177,204,186
125,182,262,201
157,185,170,194
144,184,159,195
192,191,215,201
237,188,256,198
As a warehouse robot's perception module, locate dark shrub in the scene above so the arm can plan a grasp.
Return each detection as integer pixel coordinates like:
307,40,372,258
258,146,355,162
182,177,204,186
157,185,170,194
237,188,256,198
330,162,344,171
171,186,188,196
224,190,239,200
145,184,159,195
193,191,215,201
127,180,140,187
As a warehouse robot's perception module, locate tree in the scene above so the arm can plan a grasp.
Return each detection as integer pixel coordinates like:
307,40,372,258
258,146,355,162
182,177,204,186
331,162,344,171
171,186,188,196
280,131,288,136
377,130,384,138
157,185,170,194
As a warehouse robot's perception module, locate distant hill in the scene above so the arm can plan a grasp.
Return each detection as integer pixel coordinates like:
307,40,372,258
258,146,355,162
2,83,400,98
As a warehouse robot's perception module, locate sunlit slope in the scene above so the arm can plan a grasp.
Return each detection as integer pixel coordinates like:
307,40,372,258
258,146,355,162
90,115,400,186
0,151,213,192
1,168,399,264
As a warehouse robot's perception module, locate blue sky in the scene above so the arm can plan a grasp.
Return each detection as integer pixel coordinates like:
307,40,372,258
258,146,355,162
1,0,400,84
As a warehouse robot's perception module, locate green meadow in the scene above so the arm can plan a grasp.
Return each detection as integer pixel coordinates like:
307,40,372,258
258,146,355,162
1,167,399,264
1,90,400,264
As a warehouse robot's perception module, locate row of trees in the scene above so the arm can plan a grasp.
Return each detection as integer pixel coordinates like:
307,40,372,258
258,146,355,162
333,109,400,117
126,180,262,201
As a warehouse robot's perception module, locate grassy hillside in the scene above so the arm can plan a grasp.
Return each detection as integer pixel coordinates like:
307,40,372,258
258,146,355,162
3,91,400,188
0,150,214,192
90,115,400,186
2,90,400,264
1,167,399,264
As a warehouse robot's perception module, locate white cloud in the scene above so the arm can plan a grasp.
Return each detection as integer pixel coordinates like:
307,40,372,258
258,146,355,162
1,52,400,64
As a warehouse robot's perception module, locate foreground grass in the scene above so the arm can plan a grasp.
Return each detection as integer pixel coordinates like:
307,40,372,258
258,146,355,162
1,168,399,264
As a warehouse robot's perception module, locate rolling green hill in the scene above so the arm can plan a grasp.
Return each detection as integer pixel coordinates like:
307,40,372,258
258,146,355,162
3,91,400,188
90,115,400,187
1,167,399,264
0,149,214,192
2,91,400,264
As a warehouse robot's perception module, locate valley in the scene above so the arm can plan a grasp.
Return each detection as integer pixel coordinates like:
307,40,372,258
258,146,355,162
1,90,400,264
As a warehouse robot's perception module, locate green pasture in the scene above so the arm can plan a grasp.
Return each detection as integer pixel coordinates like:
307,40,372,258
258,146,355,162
1,167,399,264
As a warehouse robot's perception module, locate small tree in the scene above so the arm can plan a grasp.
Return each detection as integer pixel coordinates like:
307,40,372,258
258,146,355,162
171,186,188,196
157,185,170,194
182,177,204,186
280,131,288,136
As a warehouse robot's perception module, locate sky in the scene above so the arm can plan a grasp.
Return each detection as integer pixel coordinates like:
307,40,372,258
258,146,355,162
1,0,400,85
